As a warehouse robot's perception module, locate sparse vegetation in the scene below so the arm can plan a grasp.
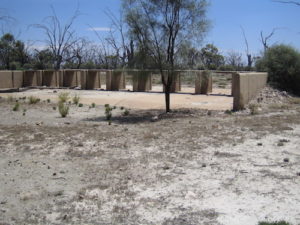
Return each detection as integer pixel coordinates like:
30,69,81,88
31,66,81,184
12,102,20,111
123,109,130,116
72,95,80,105
78,103,83,107
47,99,51,103
249,103,260,115
22,109,26,116
58,102,69,118
28,96,40,104
91,103,96,108
288,97,300,104
58,92,70,103
104,104,115,124
258,221,292,225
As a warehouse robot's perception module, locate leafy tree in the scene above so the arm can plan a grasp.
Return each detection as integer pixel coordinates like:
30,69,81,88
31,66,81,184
32,49,54,70
123,0,210,112
0,33,15,69
200,44,224,70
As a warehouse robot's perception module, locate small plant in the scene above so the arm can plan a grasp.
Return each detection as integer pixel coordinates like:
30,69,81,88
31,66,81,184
53,106,56,110
47,99,51,103
120,106,124,110
91,103,96,108
28,96,40,104
78,103,83,107
58,102,69,118
249,104,259,115
12,102,20,111
58,92,70,103
123,109,130,116
22,109,26,116
72,95,80,105
224,110,232,115
104,104,115,123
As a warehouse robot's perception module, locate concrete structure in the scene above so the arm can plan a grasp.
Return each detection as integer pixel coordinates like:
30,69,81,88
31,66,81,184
0,71,13,88
162,71,181,93
195,70,213,94
132,70,152,92
23,71,42,87
63,70,81,88
86,70,101,90
106,70,125,91
43,70,61,87
232,72,268,111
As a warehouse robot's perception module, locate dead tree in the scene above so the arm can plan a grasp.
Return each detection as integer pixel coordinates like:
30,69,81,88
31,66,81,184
240,26,253,69
260,29,277,52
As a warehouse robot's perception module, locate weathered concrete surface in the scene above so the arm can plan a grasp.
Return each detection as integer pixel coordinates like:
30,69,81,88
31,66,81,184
12,71,23,88
0,71,13,88
23,71,42,87
43,70,60,87
132,70,152,92
232,72,268,111
86,70,101,90
63,70,81,88
107,70,125,91
195,71,212,94
162,71,181,93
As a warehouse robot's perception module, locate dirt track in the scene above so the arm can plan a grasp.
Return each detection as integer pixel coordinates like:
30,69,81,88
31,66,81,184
0,87,299,225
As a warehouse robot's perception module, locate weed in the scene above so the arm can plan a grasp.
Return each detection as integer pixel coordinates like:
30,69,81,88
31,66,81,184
72,95,80,105
120,106,124,110
123,109,130,116
104,104,115,122
58,102,69,118
22,109,26,116
224,110,232,115
47,99,51,103
258,221,292,225
78,103,83,107
91,103,96,108
249,104,259,115
53,106,56,110
12,102,20,111
58,92,70,103
28,96,40,104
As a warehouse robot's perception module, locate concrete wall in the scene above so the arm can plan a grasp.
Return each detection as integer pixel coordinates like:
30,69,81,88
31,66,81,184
132,70,152,92
106,70,125,91
195,70,212,94
63,70,81,88
232,72,268,111
43,70,60,87
12,71,23,88
0,71,13,88
162,71,181,93
86,70,101,90
23,71,42,87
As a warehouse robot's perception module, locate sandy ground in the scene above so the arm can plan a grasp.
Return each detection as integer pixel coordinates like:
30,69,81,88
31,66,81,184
0,86,233,111
0,87,299,225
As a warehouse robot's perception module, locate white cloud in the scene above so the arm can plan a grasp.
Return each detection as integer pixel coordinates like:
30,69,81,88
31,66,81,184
87,27,111,32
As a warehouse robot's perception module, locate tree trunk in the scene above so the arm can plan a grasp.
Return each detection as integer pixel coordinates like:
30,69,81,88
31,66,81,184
165,88,170,113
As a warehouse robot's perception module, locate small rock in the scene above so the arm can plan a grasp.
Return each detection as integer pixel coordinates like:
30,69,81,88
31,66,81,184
64,122,71,125
77,142,84,147
53,173,57,176
74,87,81,90
162,165,170,170
151,116,159,122
283,158,289,163
53,90,57,93
277,142,284,147
297,172,300,176
202,163,207,168
279,139,290,143
257,143,263,146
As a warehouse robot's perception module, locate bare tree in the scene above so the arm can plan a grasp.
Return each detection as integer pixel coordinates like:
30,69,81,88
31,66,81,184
123,0,209,112
240,26,253,69
226,51,243,70
32,7,80,69
273,0,300,6
260,28,277,52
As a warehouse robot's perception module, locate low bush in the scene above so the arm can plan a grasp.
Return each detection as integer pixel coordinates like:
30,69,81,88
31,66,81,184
72,95,80,105
58,92,70,103
28,96,40,104
258,221,291,225
12,102,20,111
58,102,69,118
256,44,300,95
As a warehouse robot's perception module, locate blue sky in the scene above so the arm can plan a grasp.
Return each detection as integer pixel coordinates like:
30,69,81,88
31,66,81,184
1,0,299,59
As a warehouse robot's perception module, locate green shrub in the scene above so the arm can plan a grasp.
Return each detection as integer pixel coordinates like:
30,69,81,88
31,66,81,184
78,103,83,107
13,102,20,111
104,104,115,122
58,102,69,118
28,96,40,104
72,95,80,105
58,92,70,103
47,99,51,103
123,109,130,116
91,103,96,108
257,45,300,95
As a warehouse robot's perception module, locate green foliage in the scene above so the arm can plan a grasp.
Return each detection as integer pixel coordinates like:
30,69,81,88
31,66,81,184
104,104,115,122
200,44,225,70
123,109,130,116
72,95,80,105
91,103,96,108
12,102,20,111
78,103,83,107
257,44,300,95
58,102,69,118
28,96,40,104
58,92,70,103
258,221,291,225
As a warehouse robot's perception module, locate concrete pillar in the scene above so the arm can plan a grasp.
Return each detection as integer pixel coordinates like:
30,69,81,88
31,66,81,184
195,70,212,94
12,71,23,88
86,70,101,90
106,70,125,91
132,70,152,92
43,70,60,87
23,71,42,87
163,70,181,93
63,70,80,88
0,71,13,88
80,70,87,89
105,70,112,90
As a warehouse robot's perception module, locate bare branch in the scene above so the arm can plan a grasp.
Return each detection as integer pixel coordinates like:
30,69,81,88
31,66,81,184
273,0,300,6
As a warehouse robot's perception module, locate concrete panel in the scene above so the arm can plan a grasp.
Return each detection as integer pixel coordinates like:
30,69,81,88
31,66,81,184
0,71,13,88
80,70,87,89
132,70,152,92
195,71,212,94
107,70,124,91
23,71,42,87
43,70,59,87
12,71,23,88
163,71,181,93
233,72,268,111
63,70,79,88
86,70,101,90
105,70,112,90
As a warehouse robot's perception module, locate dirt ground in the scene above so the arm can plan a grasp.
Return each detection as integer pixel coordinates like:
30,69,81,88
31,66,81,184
0,86,299,225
